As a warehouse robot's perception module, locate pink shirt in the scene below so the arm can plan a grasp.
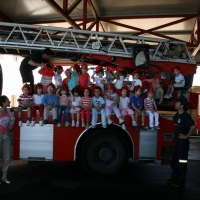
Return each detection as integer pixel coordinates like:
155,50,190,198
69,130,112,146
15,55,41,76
59,95,70,106
0,110,9,134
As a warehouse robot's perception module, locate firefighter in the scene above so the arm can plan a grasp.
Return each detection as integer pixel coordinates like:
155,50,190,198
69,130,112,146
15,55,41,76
163,97,196,187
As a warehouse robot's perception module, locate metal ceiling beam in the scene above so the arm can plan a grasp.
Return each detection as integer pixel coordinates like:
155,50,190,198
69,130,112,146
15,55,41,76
87,19,98,30
68,19,93,29
44,0,81,30
67,0,82,15
0,10,12,22
83,0,87,30
63,0,68,12
197,7,200,42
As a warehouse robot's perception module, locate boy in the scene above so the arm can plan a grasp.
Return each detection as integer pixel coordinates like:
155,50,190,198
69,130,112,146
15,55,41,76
130,85,147,131
17,83,33,126
91,86,107,128
164,66,185,98
154,78,164,104
130,70,142,93
43,82,58,124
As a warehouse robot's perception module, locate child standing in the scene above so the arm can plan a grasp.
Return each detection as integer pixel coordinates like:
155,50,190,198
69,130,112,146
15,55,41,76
104,83,125,128
130,85,147,131
17,84,33,126
106,65,115,84
54,65,63,88
31,83,44,126
119,85,136,130
144,88,160,130
154,78,164,104
62,69,71,86
80,87,92,129
92,86,107,128
114,66,126,95
164,66,185,98
42,82,58,124
78,63,90,89
57,84,72,127
130,70,142,93
70,87,81,127
91,65,107,93
67,64,80,90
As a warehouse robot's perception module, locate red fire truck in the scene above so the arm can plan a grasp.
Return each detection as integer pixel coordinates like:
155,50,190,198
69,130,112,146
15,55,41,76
0,22,198,177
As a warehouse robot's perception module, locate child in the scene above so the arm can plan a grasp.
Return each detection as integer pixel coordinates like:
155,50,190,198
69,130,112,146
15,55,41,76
91,65,107,93
31,83,44,126
80,87,92,129
92,86,107,128
39,62,55,93
42,82,58,124
144,88,160,130
78,63,90,89
104,83,125,128
54,65,63,88
67,64,80,90
62,69,71,86
57,84,72,127
154,78,164,104
130,70,142,93
119,85,136,130
106,65,115,84
164,66,185,98
70,87,81,127
130,85,147,131
114,66,126,95
17,83,33,126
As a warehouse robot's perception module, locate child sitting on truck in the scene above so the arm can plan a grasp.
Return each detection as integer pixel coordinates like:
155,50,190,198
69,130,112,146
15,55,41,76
130,85,147,132
17,83,33,126
164,66,185,98
154,78,164,104
130,70,142,93
42,82,58,125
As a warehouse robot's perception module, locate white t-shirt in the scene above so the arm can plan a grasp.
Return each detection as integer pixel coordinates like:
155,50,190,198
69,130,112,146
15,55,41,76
105,93,117,107
114,76,124,89
94,77,107,93
71,96,81,107
119,96,130,108
130,79,142,91
33,94,44,104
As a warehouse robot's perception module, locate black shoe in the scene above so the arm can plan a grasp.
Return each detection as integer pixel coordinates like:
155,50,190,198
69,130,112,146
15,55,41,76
134,126,139,132
53,119,57,124
166,177,175,184
43,119,48,125
171,182,185,188
141,125,147,131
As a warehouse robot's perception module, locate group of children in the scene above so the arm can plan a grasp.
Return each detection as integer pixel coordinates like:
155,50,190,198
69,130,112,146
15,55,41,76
17,63,185,131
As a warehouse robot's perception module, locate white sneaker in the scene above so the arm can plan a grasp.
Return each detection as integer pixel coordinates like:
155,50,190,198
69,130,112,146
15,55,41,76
57,123,61,127
121,124,126,130
132,121,137,126
76,121,79,127
18,120,22,127
30,121,35,127
107,119,113,125
119,118,124,124
164,94,169,98
39,120,43,126
26,120,30,126
65,122,70,127
71,120,75,127
82,123,85,128
102,125,107,128
168,94,172,98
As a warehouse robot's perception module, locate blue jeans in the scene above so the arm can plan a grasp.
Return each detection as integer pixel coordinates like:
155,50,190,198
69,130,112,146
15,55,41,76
92,108,106,126
57,106,70,123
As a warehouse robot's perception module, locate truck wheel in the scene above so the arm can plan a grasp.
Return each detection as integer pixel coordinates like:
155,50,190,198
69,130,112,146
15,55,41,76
80,129,129,177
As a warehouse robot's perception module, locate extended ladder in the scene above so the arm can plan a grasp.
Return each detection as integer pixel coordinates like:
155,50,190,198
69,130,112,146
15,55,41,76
0,22,196,65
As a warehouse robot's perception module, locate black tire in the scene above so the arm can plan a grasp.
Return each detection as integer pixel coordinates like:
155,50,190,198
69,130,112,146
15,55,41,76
80,129,129,177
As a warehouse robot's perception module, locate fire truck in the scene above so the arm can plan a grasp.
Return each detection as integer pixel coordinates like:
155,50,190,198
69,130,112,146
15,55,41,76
0,22,198,177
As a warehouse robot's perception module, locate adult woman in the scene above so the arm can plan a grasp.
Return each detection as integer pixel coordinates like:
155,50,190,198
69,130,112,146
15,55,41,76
0,95,12,184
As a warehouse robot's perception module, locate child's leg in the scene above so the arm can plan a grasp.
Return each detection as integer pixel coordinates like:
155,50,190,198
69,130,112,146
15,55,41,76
120,108,126,120
145,110,153,127
39,106,44,120
43,107,50,120
153,112,159,127
64,106,70,123
81,109,85,125
91,108,98,127
113,106,124,123
100,109,107,127
141,111,146,125
170,85,174,95
76,111,80,127
27,107,31,118
86,109,91,125
18,107,22,118
31,106,37,121
134,111,138,124
57,106,62,123
105,106,112,122
52,107,57,120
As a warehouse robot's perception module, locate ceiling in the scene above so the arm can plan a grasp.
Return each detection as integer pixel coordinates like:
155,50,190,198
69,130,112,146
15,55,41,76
0,0,199,63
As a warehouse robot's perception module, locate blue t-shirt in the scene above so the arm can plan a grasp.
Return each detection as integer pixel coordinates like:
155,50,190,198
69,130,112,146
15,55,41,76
130,96,143,110
92,96,105,107
68,71,78,90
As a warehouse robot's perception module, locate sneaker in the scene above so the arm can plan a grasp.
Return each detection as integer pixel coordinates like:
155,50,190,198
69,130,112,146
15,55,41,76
76,122,79,127
150,127,154,130
107,119,113,125
26,120,30,126
168,94,172,98
141,125,147,131
71,120,75,127
30,121,35,127
171,182,185,188
155,126,160,129
65,122,70,127
39,120,43,126
53,119,57,124
43,119,48,125
164,94,169,98
102,125,107,128
132,121,137,126
85,124,89,129
82,123,85,128
166,177,176,184
57,123,61,127
121,124,126,130
92,125,96,128
134,126,139,132
18,120,22,127
119,118,124,124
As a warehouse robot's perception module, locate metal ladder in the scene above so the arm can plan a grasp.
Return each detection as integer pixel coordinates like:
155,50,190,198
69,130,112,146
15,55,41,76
0,22,196,64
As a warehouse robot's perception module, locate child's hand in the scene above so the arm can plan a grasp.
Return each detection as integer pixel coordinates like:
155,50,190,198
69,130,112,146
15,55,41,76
111,103,115,107
104,94,109,99
101,80,106,84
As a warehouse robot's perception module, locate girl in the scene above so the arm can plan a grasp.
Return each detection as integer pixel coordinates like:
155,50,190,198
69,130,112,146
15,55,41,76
67,64,80,90
114,66,126,95
80,87,92,129
39,62,55,93
119,85,136,130
91,65,107,94
106,65,115,84
57,84,73,127
31,83,44,126
70,87,81,127
104,83,125,129
144,88,160,130
78,63,90,89
54,65,63,88
0,95,12,184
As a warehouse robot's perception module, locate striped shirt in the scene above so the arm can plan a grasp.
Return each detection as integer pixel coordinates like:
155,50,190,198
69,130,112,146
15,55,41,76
59,95,70,106
144,97,155,110
17,94,33,104
82,97,91,106
41,75,53,86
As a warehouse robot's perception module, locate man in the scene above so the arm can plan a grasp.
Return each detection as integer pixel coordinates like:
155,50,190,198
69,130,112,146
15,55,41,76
19,48,54,92
164,97,196,187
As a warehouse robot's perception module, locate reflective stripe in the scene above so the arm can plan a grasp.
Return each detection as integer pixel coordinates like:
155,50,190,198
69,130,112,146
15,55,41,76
179,159,187,163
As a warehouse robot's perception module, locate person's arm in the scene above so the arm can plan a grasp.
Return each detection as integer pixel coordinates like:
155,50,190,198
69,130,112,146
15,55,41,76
131,103,141,113
114,69,120,80
28,59,45,68
159,114,173,121
159,92,164,104
111,95,119,107
88,74,90,86
77,76,79,85
179,125,196,139
91,72,96,82
144,99,149,111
